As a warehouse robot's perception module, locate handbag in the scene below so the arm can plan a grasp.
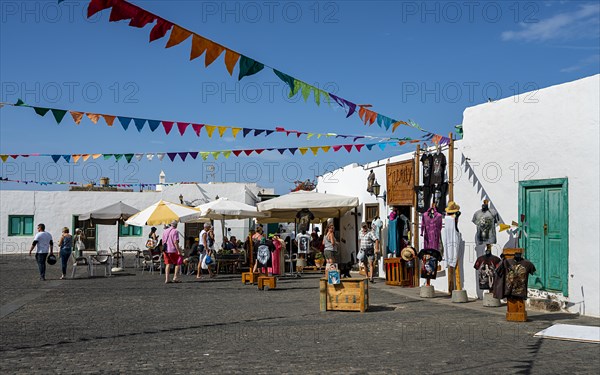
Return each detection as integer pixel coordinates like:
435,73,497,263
145,239,156,249
75,236,86,252
357,249,365,261
204,255,212,265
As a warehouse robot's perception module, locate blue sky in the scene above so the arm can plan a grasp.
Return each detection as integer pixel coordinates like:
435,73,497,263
1,0,599,193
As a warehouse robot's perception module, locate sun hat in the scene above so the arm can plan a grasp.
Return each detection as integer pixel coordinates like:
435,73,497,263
401,247,416,262
445,201,461,214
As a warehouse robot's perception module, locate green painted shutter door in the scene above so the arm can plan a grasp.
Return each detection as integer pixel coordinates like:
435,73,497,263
546,188,566,294
526,189,545,289
23,217,34,235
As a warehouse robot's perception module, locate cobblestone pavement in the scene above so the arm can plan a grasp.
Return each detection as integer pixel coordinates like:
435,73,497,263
1,255,598,374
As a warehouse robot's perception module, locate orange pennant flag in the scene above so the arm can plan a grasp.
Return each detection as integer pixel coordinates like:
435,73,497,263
86,113,100,124
102,114,116,126
224,49,240,76
309,147,320,156
82,154,91,162
1,155,9,162
205,42,225,67
190,34,210,61
204,125,216,138
231,127,242,138
72,155,81,163
217,126,228,137
299,147,308,155
165,25,192,48
70,111,84,125
321,146,331,153
92,154,102,159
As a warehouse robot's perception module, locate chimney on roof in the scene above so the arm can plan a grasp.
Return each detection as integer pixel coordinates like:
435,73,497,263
100,177,109,187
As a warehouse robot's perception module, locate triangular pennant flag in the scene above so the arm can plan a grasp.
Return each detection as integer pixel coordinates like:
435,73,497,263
306,133,315,140
309,147,320,156
355,144,365,152
118,116,132,130
82,154,91,162
238,56,264,80
288,148,298,155
124,154,134,163
343,145,353,152
224,49,240,76
329,93,357,118
134,153,144,161
243,150,254,156
254,129,265,136
366,144,375,151
178,152,188,161
189,152,198,159
128,8,155,28
156,153,165,161
204,125,216,138
51,155,61,163
222,151,231,159
167,153,177,162
242,128,252,137
162,121,174,135
62,155,71,162
232,150,243,157
231,127,242,138
102,114,116,126
217,126,228,137
176,122,189,136
392,121,407,132
15,99,26,106
149,18,173,42
277,148,286,155
51,109,67,124
300,82,311,102
72,155,81,163
92,154,102,159
332,145,343,152
255,149,265,155
378,143,387,151
190,34,210,61
499,223,511,232
33,107,50,116
86,113,100,124
192,123,203,136
299,147,308,155
265,130,274,136
146,153,155,161
273,69,295,93
109,0,137,22
114,154,123,161
133,118,146,132
148,120,161,132
313,87,321,106
165,25,192,48
321,146,331,153
87,0,112,18
211,151,220,160
204,42,225,67
200,152,210,160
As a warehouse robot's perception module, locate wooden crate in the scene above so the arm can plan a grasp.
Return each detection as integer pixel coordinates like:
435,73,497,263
384,258,412,286
320,278,368,312
258,276,276,290
242,272,259,285
506,297,527,322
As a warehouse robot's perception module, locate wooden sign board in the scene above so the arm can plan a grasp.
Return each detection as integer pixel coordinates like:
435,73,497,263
386,160,414,206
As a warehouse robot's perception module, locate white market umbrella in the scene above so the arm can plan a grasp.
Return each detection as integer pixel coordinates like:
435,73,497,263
125,200,202,226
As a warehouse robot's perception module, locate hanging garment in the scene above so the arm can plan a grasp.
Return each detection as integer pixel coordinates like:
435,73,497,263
417,248,442,279
432,182,448,213
441,215,461,267
472,208,500,245
421,153,433,186
415,185,432,214
474,254,501,290
422,209,443,250
399,214,411,238
387,219,398,255
431,152,446,185
494,258,536,299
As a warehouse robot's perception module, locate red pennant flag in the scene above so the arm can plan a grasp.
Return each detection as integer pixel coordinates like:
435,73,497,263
343,145,353,152
255,149,265,155
191,123,204,136
162,121,174,135
243,150,254,156
332,145,343,152
275,127,285,132
176,122,189,135
150,18,173,42
232,150,243,157
109,1,137,22
355,144,364,152
129,9,155,27
87,0,113,18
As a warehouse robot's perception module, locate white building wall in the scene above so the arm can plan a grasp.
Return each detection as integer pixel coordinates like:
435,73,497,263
317,74,600,317
0,182,273,254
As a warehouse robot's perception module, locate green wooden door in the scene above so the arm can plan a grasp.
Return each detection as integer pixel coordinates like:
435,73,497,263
519,179,568,296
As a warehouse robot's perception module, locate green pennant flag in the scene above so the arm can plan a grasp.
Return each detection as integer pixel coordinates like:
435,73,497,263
238,56,264,80
124,154,134,163
51,109,68,124
15,99,25,106
313,88,320,106
222,151,231,159
300,82,311,102
114,154,123,161
211,151,220,160
200,152,210,161
103,154,113,160
33,107,50,116
273,69,295,93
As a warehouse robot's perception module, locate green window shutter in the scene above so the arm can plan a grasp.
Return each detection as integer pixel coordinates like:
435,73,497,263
9,217,21,236
23,217,34,235
133,226,142,236
119,224,129,236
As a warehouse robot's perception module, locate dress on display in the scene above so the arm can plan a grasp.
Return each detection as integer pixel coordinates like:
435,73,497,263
441,215,461,267
422,208,442,250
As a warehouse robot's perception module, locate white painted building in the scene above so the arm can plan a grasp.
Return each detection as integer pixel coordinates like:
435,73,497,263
317,74,600,317
0,178,274,254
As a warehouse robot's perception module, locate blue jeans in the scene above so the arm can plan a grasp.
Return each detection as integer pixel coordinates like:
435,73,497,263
60,248,72,276
35,253,48,279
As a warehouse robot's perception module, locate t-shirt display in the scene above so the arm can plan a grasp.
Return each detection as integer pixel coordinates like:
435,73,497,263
431,152,446,185
296,209,315,232
415,185,431,213
494,257,536,299
295,233,311,254
256,241,274,268
474,254,501,290
418,249,442,279
432,182,448,213
421,153,433,186
472,208,500,245
422,208,443,250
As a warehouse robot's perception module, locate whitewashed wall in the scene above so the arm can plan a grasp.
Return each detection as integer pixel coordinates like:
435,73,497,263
0,182,273,254
317,74,600,317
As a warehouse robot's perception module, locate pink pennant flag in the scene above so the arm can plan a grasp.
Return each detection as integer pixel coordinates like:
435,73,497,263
177,122,189,136
192,123,204,137
162,121,174,135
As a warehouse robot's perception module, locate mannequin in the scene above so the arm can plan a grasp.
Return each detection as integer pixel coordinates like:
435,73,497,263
472,199,500,246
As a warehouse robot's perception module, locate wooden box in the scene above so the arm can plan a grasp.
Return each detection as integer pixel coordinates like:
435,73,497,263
384,258,412,286
506,297,527,322
242,272,259,285
258,276,276,290
320,278,368,312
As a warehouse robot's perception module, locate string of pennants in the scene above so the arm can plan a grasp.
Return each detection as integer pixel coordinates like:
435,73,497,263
72,0,428,134
0,136,454,163
0,177,228,188
1,100,400,143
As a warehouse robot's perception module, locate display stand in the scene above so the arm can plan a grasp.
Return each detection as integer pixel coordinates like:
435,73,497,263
242,272,260,285
483,292,501,307
320,278,368,312
258,276,276,290
420,284,434,298
503,248,527,321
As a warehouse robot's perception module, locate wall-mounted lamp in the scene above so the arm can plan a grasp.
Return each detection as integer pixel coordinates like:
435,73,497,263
371,180,387,203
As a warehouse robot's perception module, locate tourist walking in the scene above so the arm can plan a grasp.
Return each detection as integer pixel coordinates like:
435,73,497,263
73,228,86,258
197,223,215,279
359,223,380,282
323,224,337,266
57,227,73,279
29,223,54,281
162,220,183,283
147,227,159,255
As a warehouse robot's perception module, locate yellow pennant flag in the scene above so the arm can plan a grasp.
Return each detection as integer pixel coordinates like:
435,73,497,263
317,134,322,138
205,42,225,67
222,151,232,159
92,154,102,159
86,113,100,124
166,25,192,48
217,126,228,137
309,147,320,156
321,146,331,153
306,133,315,140
204,125,216,138
499,223,511,232
190,34,210,61
1,155,8,162
299,147,308,155
211,151,220,160
82,154,91,162
70,111,84,125
72,155,81,163
224,49,240,76
231,127,242,138
102,115,116,126
200,152,210,160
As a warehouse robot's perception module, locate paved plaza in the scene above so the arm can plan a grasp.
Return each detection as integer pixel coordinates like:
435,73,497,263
1,255,598,374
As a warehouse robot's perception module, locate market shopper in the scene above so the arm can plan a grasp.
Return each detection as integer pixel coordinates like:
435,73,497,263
29,223,54,281
359,222,380,283
57,227,73,279
197,223,215,279
73,228,86,258
323,224,337,266
162,220,183,284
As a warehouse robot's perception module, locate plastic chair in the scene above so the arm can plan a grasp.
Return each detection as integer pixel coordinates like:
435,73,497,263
71,253,91,278
89,250,113,277
141,250,161,275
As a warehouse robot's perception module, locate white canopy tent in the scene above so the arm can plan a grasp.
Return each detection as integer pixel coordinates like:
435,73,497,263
256,191,359,223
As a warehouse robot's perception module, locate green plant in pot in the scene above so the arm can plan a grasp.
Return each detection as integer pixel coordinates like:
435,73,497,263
314,252,325,268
